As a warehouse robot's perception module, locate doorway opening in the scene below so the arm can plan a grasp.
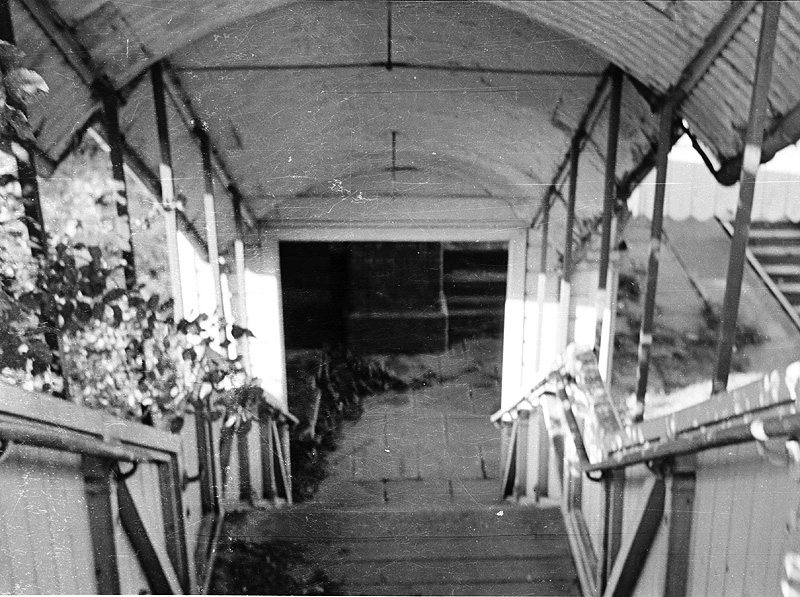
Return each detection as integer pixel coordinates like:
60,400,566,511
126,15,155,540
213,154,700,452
279,241,508,354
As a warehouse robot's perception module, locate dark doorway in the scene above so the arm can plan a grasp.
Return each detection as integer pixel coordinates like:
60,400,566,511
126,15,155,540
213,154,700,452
279,241,508,353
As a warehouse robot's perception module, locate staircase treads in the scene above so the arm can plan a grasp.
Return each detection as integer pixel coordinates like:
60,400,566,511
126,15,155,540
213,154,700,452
225,505,567,541
345,579,581,596
447,295,506,307
749,245,800,258
300,534,573,562
747,228,800,243
776,282,800,295
316,554,577,586
763,263,800,278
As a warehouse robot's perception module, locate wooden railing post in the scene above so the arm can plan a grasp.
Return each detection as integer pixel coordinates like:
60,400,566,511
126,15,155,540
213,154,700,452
81,456,121,594
533,407,550,499
158,455,192,593
514,410,530,499
664,458,696,597
236,420,253,503
260,414,278,500
598,469,625,594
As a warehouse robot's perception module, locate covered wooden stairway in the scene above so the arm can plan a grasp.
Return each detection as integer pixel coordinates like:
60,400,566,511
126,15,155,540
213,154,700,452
217,341,580,595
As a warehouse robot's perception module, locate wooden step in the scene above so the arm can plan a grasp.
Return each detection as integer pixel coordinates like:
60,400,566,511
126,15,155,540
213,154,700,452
749,221,800,231
747,228,800,243
348,580,580,596
777,282,800,303
763,263,800,279
226,504,567,541
319,555,578,586
749,245,800,265
445,270,508,284
447,296,506,308
222,502,578,596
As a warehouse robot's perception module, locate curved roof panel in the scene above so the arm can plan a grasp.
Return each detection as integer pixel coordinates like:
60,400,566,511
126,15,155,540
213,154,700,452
9,0,800,244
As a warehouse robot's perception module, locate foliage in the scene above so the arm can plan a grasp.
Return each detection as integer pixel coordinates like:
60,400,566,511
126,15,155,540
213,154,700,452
0,40,48,146
0,230,265,426
210,535,341,595
0,41,269,428
288,348,405,502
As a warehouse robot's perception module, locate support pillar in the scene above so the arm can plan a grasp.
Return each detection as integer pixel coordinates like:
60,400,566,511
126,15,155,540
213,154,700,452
532,196,560,375
534,196,550,372
198,124,227,343
714,1,781,393
634,100,675,420
597,67,623,352
500,229,528,409
99,91,137,291
559,136,580,352
247,230,288,411
598,217,619,383
151,62,184,321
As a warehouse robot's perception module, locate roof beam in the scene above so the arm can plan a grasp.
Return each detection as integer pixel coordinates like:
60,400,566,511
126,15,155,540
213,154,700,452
19,0,256,233
532,68,612,227
86,125,209,255
619,1,757,196
161,61,257,231
666,1,757,104
17,0,113,91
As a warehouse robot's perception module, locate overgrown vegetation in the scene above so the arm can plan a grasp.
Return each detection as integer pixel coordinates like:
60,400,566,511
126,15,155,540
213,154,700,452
211,535,341,595
287,347,406,502
612,260,765,403
0,41,268,430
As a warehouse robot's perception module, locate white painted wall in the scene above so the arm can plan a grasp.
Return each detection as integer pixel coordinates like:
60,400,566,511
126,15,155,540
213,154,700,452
629,136,800,222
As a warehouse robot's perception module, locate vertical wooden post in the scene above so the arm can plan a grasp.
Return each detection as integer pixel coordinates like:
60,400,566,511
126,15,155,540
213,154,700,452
514,409,530,499
634,100,675,421
533,407,550,499
559,136,580,350
664,458,696,597
99,91,137,291
198,124,227,343
151,62,184,321
81,456,121,594
598,67,623,297
598,469,625,594
194,410,218,515
260,416,278,500
236,420,253,503
534,195,550,371
713,1,782,393
598,216,619,383
231,237,251,370
158,456,191,593
501,230,528,407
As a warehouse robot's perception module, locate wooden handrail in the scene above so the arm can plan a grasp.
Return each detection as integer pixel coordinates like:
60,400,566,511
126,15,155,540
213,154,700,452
490,370,556,424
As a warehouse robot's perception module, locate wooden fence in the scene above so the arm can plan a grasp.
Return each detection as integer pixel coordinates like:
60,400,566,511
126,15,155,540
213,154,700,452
501,358,800,596
0,380,292,594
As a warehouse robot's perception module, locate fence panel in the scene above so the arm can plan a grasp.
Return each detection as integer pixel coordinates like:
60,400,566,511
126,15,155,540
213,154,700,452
0,444,95,594
688,442,797,597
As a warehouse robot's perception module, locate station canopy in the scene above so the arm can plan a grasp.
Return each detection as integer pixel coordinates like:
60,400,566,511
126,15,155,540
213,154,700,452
11,0,800,246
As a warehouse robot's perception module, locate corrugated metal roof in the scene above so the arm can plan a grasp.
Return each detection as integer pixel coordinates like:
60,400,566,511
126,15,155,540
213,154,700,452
8,0,800,244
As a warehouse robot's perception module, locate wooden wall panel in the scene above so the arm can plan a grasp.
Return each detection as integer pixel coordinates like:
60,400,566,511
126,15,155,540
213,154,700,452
580,475,604,555
0,445,95,594
686,443,798,597
180,412,203,580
